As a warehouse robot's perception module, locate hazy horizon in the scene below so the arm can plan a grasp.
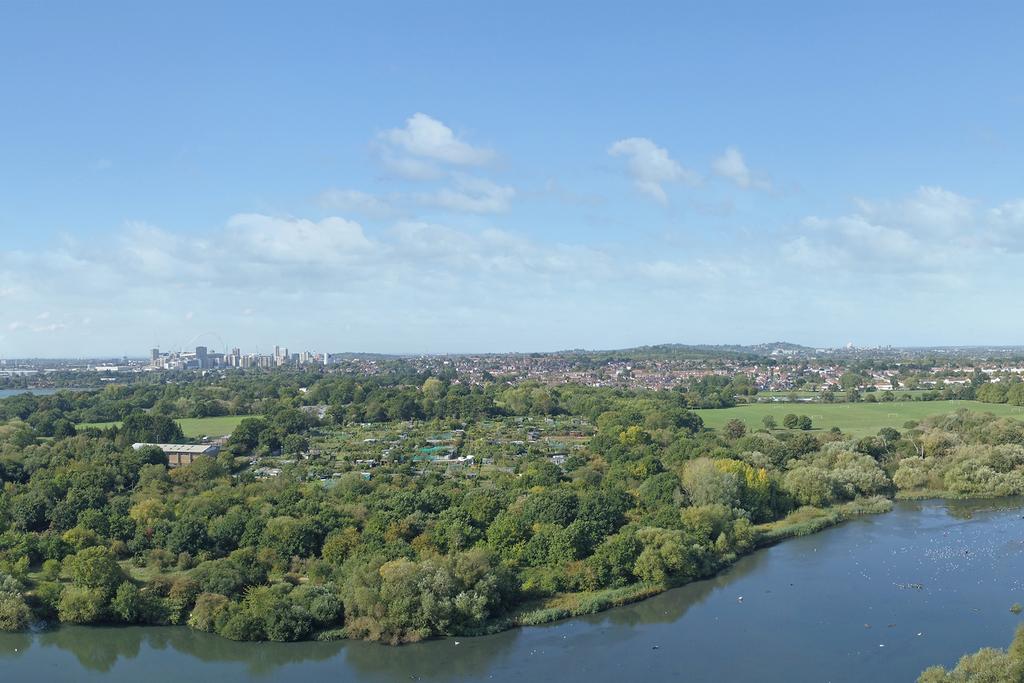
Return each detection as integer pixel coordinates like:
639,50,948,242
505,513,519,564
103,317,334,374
8,339,1024,362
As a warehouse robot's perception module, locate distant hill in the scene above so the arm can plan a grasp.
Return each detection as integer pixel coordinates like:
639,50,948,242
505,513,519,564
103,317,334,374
565,342,816,361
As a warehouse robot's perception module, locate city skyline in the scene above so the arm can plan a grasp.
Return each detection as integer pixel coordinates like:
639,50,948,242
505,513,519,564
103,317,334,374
4,2,1024,356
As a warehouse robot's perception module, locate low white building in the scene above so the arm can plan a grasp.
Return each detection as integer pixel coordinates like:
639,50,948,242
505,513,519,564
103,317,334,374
133,443,219,467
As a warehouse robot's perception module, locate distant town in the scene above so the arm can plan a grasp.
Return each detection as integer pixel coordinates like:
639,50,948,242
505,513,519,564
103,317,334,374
3,341,1024,396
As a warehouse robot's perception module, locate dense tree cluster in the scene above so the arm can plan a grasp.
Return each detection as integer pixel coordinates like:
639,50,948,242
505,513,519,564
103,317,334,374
976,379,1024,406
891,413,1024,497
0,375,1017,644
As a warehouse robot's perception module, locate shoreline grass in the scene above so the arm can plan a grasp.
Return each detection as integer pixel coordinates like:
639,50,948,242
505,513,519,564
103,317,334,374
459,496,894,636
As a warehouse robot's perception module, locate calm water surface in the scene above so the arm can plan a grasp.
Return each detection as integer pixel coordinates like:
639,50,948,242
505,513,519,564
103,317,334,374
2,499,1022,682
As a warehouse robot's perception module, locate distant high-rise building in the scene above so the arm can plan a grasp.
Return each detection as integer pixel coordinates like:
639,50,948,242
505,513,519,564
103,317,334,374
151,348,159,363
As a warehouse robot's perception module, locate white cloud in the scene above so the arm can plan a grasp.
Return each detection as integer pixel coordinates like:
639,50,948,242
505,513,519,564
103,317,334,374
417,175,516,213
854,186,973,237
225,214,373,265
10,184,1024,355
781,186,1024,275
712,147,771,190
638,259,728,284
317,189,397,219
382,113,494,166
378,154,445,181
7,319,67,333
608,137,699,203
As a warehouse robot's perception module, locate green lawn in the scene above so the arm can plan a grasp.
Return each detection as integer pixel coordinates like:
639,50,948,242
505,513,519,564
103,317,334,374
754,389,935,401
78,414,253,438
695,400,1024,437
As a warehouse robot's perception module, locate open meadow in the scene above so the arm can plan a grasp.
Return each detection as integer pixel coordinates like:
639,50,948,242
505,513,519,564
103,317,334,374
78,414,253,438
695,400,1024,437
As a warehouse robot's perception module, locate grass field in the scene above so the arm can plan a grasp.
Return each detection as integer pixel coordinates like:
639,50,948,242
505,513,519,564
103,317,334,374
695,400,1024,437
754,389,935,401
78,415,253,438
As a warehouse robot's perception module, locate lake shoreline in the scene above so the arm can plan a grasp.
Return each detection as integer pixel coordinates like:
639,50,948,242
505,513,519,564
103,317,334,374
14,494,1019,649
462,496,895,639
6,497,1024,682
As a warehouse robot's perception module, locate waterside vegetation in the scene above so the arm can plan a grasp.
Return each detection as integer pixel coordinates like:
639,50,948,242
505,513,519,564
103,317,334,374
0,374,1023,644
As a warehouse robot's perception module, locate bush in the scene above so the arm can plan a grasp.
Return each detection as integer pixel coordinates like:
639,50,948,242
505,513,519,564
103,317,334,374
64,546,125,597
0,592,32,631
57,585,108,623
188,592,230,632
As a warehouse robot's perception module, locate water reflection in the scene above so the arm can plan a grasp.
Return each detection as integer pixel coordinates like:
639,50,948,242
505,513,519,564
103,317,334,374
341,631,524,683
0,498,1020,683
15,626,345,675
0,631,32,660
575,547,770,631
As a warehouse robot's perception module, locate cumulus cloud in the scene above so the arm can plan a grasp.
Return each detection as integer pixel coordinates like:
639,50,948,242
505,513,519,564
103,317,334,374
782,186,1024,274
608,137,699,203
378,154,445,181
0,209,735,356
712,147,771,190
382,113,494,167
417,175,516,213
850,186,973,237
9,183,1024,356
317,189,398,219
225,214,373,266
387,221,610,279
638,259,730,284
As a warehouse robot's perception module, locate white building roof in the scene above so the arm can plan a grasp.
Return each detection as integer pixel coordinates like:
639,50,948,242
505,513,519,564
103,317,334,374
132,443,219,454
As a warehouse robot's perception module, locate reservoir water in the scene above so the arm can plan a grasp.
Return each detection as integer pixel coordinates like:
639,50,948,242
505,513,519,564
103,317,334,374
1,499,1022,682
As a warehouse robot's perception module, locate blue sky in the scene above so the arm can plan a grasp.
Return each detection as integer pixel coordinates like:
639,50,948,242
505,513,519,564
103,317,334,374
3,1,1024,356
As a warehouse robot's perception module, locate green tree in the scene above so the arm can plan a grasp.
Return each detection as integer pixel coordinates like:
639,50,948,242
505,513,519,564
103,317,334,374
65,546,125,597
0,591,32,631
839,372,864,391
261,516,321,559
57,586,109,623
724,419,747,439
111,582,143,623
681,458,741,508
